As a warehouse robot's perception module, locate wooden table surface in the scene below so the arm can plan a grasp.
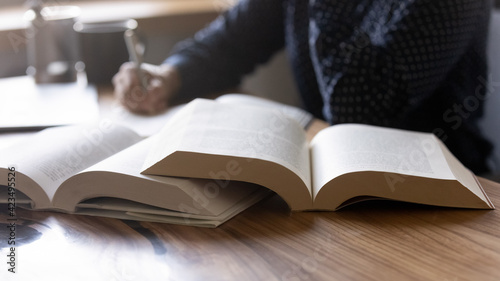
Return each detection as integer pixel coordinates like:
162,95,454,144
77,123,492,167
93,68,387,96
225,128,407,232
0,178,499,280
1,88,500,280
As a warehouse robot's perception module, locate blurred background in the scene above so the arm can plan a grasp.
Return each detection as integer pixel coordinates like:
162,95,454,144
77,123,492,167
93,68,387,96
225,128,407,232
0,0,302,105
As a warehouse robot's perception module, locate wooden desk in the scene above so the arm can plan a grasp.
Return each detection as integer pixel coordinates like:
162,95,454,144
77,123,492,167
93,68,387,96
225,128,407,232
1,91,500,280
0,179,499,280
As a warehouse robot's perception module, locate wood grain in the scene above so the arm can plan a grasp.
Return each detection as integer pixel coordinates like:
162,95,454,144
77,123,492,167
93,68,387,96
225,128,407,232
1,178,499,280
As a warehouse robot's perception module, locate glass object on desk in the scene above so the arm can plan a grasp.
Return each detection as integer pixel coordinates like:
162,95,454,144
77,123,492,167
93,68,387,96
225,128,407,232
74,19,139,85
24,2,81,84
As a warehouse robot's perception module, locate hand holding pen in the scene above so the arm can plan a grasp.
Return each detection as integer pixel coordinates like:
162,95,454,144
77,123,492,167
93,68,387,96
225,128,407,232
124,30,148,90
113,30,180,115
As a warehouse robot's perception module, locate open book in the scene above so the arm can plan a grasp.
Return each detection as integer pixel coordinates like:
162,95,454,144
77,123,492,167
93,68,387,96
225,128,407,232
0,120,272,228
142,98,495,211
0,94,315,227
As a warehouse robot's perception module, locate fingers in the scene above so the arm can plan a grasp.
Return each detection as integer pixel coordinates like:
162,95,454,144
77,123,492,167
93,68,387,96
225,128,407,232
113,63,168,115
148,76,169,113
113,62,139,103
114,62,138,86
113,62,180,115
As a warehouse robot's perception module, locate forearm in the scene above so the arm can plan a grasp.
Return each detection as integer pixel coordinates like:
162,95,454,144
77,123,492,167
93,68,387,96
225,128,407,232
165,0,285,100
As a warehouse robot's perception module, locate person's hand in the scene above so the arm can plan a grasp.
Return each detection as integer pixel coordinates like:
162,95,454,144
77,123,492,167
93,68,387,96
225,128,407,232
112,62,181,115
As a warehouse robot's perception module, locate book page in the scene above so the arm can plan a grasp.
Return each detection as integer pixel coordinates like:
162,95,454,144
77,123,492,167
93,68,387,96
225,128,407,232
437,141,492,205
310,124,455,199
0,123,142,206
100,99,184,137
143,98,311,190
55,137,266,217
216,94,314,129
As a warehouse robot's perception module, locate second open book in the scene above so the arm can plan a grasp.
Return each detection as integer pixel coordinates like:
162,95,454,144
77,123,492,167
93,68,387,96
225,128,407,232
142,98,494,211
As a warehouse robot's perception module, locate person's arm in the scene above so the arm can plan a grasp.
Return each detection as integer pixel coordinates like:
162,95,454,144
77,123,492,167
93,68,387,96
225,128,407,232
308,0,490,126
166,0,285,101
114,0,285,114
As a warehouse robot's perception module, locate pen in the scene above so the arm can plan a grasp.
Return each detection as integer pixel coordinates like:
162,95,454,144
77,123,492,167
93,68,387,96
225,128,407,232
124,29,148,89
